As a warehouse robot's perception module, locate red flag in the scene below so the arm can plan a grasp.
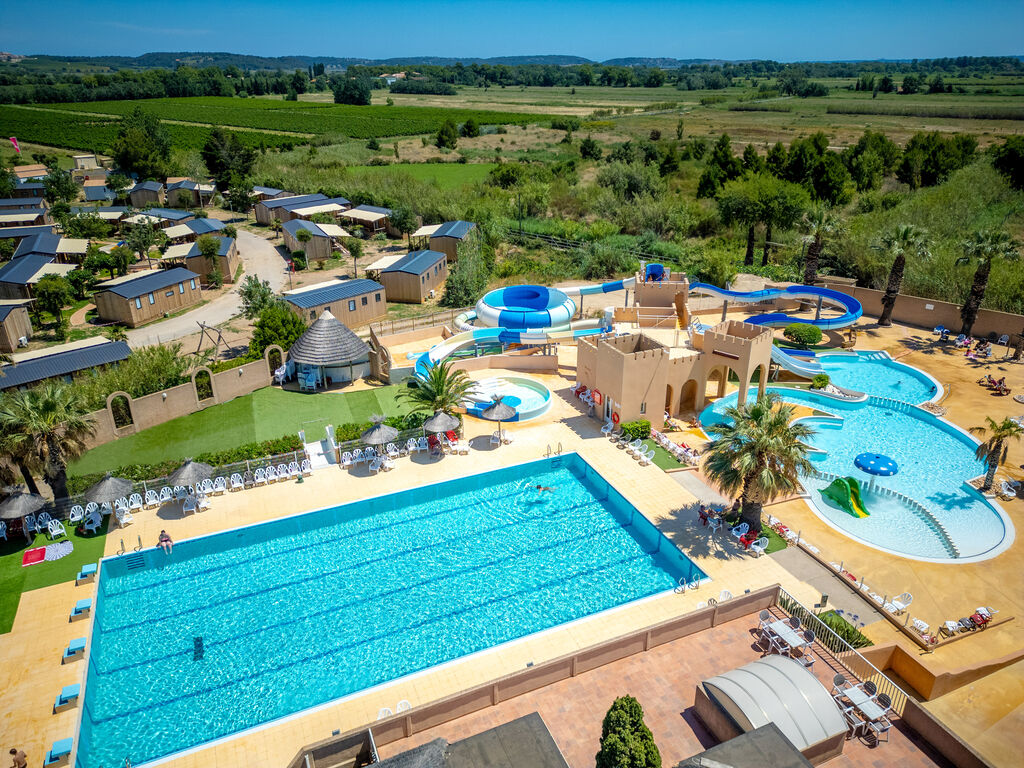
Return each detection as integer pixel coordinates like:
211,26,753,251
9,137,19,154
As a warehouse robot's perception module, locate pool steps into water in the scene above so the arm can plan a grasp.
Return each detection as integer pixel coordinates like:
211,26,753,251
806,468,960,558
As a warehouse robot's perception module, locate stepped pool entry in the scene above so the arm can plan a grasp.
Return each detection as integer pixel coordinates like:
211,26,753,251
76,454,702,768
700,351,1012,562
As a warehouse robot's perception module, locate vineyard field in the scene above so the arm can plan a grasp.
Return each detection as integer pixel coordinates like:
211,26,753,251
51,97,554,138
1,105,295,152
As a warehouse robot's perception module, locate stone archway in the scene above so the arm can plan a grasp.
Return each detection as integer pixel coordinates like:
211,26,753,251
703,367,726,408
665,383,675,415
679,379,699,414
193,369,214,401
109,393,133,429
265,344,284,378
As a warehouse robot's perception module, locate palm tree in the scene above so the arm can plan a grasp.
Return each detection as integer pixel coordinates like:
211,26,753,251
800,205,845,286
0,382,95,500
703,393,816,533
970,416,1024,491
957,230,1019,336
0,428,41,495
400,359,475,415
876,225,930,327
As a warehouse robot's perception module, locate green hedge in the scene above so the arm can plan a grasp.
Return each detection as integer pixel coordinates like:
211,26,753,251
66,434,304,495
811,373,831,389
619,419,651,440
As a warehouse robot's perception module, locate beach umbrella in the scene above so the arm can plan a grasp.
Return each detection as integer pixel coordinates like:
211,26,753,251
360,415,399,447
422,410,460,435
168,459,214,488
0,491,46,520
480,396,517,444
854,452,899,491
84,472,133,504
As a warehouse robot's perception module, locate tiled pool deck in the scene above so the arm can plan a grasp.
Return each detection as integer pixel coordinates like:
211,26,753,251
1,320,1021,767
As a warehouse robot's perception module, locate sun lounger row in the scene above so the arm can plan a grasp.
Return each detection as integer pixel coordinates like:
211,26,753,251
227,460,311,490
651,430,700,465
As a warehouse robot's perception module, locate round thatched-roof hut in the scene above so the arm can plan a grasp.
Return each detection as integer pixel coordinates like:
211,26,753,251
289,310,371,390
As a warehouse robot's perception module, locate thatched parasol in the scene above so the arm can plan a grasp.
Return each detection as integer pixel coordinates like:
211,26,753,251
422,410,460,434
360,414,399,446
168,459,214,487
0,491,46,520
84,472,133,504
479,396,517,444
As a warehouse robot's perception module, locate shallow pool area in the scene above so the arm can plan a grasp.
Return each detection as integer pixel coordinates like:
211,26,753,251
77,454,700,768
817,350,939,404
464,375,552,421
701,367,1011,561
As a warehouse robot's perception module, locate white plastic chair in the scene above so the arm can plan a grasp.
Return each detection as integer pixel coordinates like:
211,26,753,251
490,431,501,446
36,512,53,532
890,592,913,614
128,493,144,511
709,517,723,533
287,461,300,478
396,699,412,712
69,505,85,524
213,477,228,494
47,519,67,540
230,474,244,491
300,458,312,475
182,495,197,515
173,486,187,501
749,537,769,557
458,442,470,455
730,522,749,540
601,421,614,435
23,514,36,538
253,468,267,486
82,512,101,535
341,451,353,468
115,508,134,527
383,456,395,471
416,437,429,452
197,493,211,511
276,463,289,480
199,479,214,495
719,590,733,602
386,443,399,459
911,617,929,636
377,707,393,720
638,449,654,467
352,448,364,464
143,490,159,508
84,501,98,517
405,438,418,454
368,458,382,475
264,465,278,483
625,439,642,455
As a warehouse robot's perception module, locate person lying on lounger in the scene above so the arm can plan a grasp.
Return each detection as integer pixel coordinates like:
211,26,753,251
157,530,173,554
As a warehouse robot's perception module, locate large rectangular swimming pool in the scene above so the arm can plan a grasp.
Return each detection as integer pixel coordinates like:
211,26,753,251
78,454,702,768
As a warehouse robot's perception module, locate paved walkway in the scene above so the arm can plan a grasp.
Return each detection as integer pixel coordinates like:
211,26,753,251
126,230,289,348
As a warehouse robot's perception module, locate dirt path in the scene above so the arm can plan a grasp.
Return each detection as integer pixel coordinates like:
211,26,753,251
69,303,93,326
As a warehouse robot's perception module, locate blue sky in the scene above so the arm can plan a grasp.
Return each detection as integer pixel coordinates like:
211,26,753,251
3,0,1021,62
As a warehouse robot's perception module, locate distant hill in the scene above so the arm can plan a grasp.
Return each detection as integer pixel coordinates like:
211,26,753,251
602,57,726,68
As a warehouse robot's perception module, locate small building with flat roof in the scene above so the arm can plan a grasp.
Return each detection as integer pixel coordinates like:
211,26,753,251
12,164,47,180
285,197,351,222
68,205,130,224
122,207,194,229
0,253,76,300
429,220,477,262
282,219,351,262
340,204,395,236
162,217,226,244
0,209,47,228
84,186,116,203
0,197,49,212
13,232,89,264
0,225,53,248
129,180,164,208
282,278,386,327
161,236,239,284
0,300,32,352
0,338,131,391
13,180,44,199
378,250,447,304
165,178,215,208
251,185,290,202
93,267,202,327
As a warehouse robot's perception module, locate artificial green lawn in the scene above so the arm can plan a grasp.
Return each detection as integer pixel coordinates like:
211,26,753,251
71,385,413,476
638,439,687,471
0,519,111,634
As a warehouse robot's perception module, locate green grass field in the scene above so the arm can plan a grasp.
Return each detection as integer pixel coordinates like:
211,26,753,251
0,519,111,634
71,385,414,476
348,162,497,189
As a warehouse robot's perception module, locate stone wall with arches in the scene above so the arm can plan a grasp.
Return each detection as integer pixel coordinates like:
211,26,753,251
85,345,285,448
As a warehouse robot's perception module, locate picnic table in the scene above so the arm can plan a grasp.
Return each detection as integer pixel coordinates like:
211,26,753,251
843,685,887,722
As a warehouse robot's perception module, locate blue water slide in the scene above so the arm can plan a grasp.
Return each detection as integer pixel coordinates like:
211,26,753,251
688,282,862,330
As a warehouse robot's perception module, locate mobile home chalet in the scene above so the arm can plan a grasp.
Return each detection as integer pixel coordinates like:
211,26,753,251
283,278,386,327
282,219,350,262
93,268,202,327
378,250,447,304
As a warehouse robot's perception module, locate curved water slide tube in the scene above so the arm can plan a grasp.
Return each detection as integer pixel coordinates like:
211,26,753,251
688,282,863,330
415,277,637,376
688,282,862,378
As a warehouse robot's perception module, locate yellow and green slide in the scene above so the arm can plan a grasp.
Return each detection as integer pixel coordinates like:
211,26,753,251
821,476,869,518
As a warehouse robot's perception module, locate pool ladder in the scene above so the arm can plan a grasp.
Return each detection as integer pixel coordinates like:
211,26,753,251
544,443,563,458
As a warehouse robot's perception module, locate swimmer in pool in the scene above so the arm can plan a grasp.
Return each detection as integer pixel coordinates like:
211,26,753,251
158,530,173,554
536,485,554,492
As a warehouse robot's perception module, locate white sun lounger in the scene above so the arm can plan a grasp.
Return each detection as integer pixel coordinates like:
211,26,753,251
115,508,134,528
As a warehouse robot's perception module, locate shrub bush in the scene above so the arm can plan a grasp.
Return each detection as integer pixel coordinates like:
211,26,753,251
619,419,651,440
596,695,661,768
783,323,822,346
811,373,831,389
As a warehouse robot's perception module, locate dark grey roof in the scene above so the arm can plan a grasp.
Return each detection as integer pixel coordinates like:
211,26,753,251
0,198,43,207
134,180,164,192
432,221,476,240
14,232,60,258
381,250,445,276
260,193,327,210
166,179,198,191
85,186,115,202
288,310,370,366
282,219,324,238
352,204,392,216
15,180,44,190
0,304,26,322
143,208,192,221
253,185,283,196
374,740,447,768
188,218,226,235
0,253,54,285
0,340,131,390
69,205,129,215
98,267,199,299
283,278,383,309
0,225,53,242
184,236,234,258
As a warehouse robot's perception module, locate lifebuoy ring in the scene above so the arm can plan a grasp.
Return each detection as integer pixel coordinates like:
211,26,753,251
592,389,603,405
611,412,620,424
